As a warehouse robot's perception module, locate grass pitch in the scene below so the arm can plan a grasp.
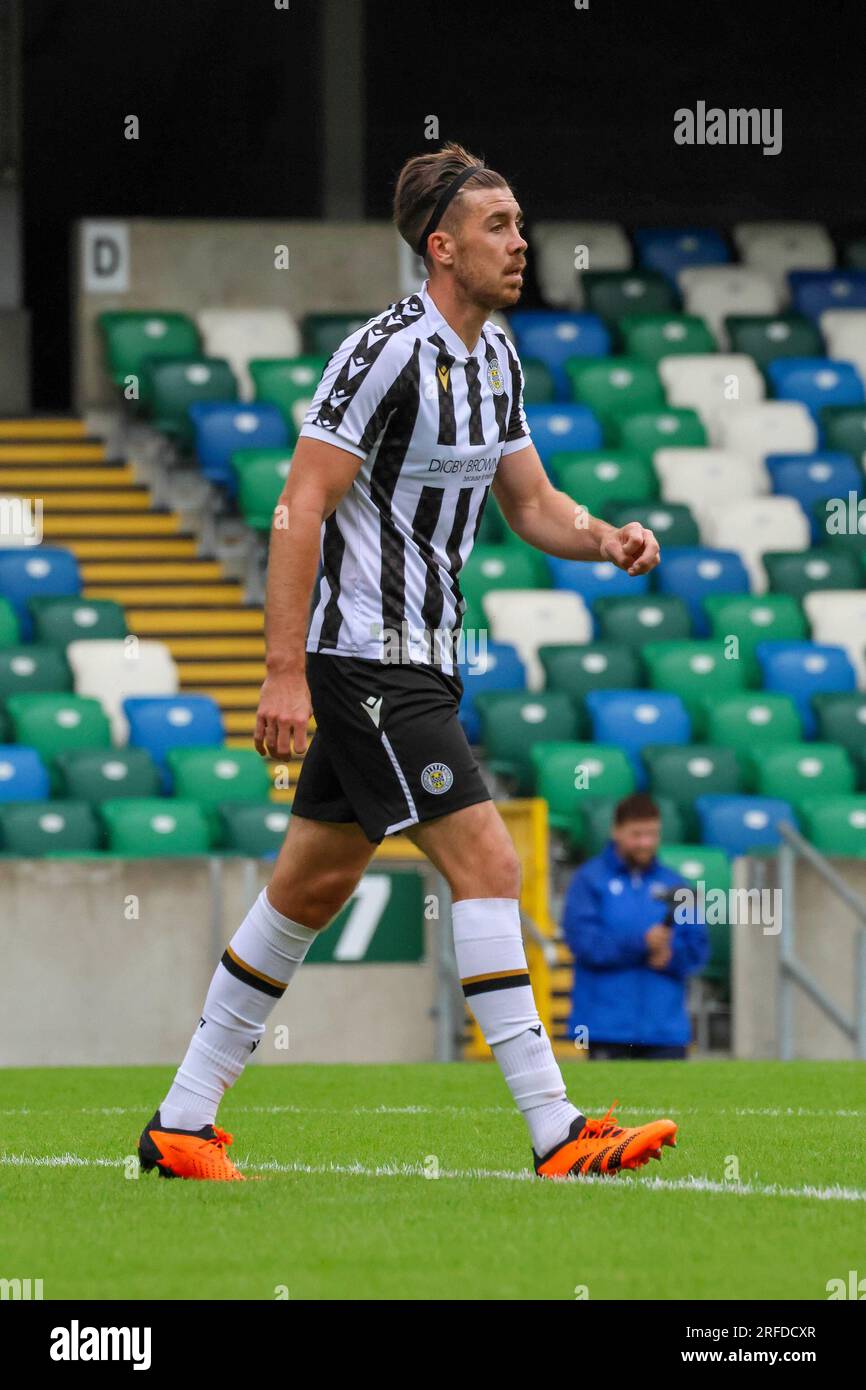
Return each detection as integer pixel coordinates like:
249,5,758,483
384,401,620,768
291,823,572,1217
1,1060,863,1301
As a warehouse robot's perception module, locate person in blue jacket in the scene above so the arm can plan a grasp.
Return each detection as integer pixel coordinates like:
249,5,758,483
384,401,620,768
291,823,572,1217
562,793,709,1059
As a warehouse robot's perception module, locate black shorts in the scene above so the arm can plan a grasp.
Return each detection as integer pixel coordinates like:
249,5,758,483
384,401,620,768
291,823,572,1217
290,651,492,845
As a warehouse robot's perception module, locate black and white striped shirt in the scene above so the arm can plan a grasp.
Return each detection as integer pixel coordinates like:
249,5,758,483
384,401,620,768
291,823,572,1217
298,279,531,674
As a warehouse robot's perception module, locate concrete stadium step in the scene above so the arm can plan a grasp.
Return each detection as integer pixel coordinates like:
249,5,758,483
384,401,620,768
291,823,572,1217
181,685,262,706
83,584,245,605
127,607,263,633
0,465,136,488
0,418,88,439
165,636,265,658
62,538,200,560
80,561,225,583
34,489,151,511
42,514,184,536
0,443,107,463
177,661,265,681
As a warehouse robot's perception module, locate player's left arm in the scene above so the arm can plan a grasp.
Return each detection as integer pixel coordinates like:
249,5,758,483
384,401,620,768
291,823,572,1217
492,440,660,576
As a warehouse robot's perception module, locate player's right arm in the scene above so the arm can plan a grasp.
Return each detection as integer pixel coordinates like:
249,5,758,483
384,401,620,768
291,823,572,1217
254,436,362,760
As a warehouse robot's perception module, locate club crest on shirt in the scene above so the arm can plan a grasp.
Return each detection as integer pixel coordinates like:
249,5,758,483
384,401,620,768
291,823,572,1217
487,359,505,395
421,761,453,795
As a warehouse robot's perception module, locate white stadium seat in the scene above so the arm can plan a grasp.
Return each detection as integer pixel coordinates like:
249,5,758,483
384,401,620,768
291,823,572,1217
654,449,768,511
66,638,179,744
733,222,835,300
699,496,811,593
819,309,866,381
530,222,631,309
657,354,766,442
803,591,866,688
677,267,781,347
197,308,301,400
715,401,819,464
481,590,592,691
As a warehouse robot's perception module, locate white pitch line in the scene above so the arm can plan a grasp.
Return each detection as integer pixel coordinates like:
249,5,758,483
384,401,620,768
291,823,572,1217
2,1151,865,1203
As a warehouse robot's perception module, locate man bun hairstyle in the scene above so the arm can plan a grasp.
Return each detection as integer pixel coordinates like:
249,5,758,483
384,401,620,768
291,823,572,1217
393,141,509,268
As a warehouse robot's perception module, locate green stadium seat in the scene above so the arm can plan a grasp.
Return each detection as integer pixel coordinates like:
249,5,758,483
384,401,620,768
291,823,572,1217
475,493,507,544
704,692,803,763
799,796,866,857
702,594,807,683
819,406,866,465
221,803,291,856
0,645,71,698
594,594,692,645
578,794,685,859
232,448,293,530
724,314,823,370
657,843,732,988
640,640,749,735
844,238,866,271
0,799,101,856
98,311,201,400
248,355,327,434
602,500,700,548
582,271,677,324
617,313,716,364
563,357,664,427
474,692,578,794
763,549,862,599
529,741,635,841
552,452,657,514
100,797,211,856
521,358,556,404
750,742,856,807
459,543,550,613
642,744,745,838
538,643,642,717
0,597,19,648
301,312,375,357
816,497,866,556
142,357,238,447
28,597,128,647
167,746,273,846
812,693,866,786
5,693,111,770
609,407,707,458
53,748,161,803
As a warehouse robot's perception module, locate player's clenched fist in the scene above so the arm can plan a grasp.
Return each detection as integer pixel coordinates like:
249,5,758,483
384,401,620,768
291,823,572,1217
254,672,312,759
600,522,660,577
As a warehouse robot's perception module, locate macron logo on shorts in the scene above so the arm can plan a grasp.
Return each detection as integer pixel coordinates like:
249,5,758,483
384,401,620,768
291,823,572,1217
360,695,383,728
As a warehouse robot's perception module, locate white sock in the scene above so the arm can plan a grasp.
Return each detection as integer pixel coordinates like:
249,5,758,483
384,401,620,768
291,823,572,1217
451,896,584,1156
159,888,318,1130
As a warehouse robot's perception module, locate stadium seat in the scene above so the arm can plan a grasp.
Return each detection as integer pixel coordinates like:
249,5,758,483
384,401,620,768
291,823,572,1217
0,745,50,802
481,591,592,689
601,500,700,548
788,270,866,321
818,405,866,462
750,742,855,807
704,692,802,756
640,640,749,735
657,354,765,440
617,313,716,364
818,310,866,383
97,311,200,401
763,548,863,598
0,547,81,641
580,270,677,324
643,744,744,838
0,645,71,698
699,495,811,592
755,640,857,736
702,593,807,683
802,591,866,687
594,593,692,645
812,692,866,785
143,357,238,447
610,407,707,458
634,228,729,286
815,497,866,559
474,690,579,793
732,222,835,297
844,238,866,271
523,404,603,468
53,747,161,803
248,355,327,430
28,596,128,647
553,451,656,513
530,222,631,309
657,843,733,987
0,800,101,856
578,794,685,859
766,358,865,415
529,740,635,840
188,402,289,490
654,548,750,636
166,745,272,804
66,639,178,744
520,358,557,404
5,693,111,769
301,312,375,357
694,794,797,855
583,689,691,785
538,642,642,710
547,557,650,607
766,453,863,542
799,796,866,857
197,309,301,400
457,641,526,743
715,401,818,464
509,313,610,398
654,449,769,513
232,448,293,530
100,797,211,856
0,597,19,647
460,543,550,614
564,357,664,426
123,695,225,776
221,802,291,857
724,314,824,370
677,266,780,346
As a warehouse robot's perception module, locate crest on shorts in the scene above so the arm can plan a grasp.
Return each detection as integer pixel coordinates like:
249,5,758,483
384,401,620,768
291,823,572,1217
421,761,453,795
487,359,505,395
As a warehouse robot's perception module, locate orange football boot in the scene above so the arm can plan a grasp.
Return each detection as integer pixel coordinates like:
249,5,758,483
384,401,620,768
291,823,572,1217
534,1098,677,1179
138,1109,245,1181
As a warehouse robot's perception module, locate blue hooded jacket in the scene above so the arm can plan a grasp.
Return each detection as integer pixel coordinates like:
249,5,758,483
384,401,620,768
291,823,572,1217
562,842,710,1047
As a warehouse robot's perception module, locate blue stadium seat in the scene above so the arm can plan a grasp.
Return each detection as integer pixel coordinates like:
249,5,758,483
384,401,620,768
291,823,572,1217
766,359,865,415
123,694,225,787
0,745,51,801
458,641,526,743
695,794,797,855
755,640,857,737
634,228,729,285
0,548,81,642
508,312,610,399
524,405,603,471
584,689,691,786
654,548,751,635
188,402,290,490
766,453,863,542
547,556,650,611
788,271,866,320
